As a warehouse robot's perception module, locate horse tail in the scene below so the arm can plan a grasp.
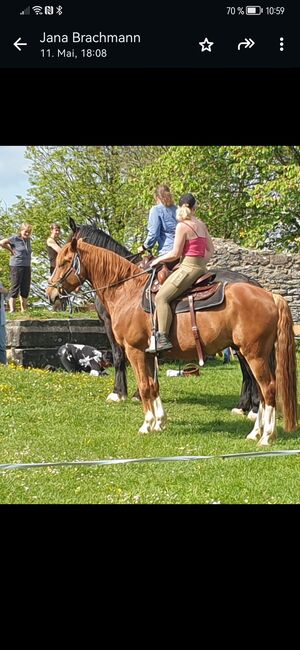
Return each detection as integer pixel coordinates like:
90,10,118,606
273,293,298,431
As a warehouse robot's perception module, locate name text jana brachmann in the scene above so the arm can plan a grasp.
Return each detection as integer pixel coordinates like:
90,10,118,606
40,32,141,43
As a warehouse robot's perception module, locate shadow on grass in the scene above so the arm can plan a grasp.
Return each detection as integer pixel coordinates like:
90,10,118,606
162,392,241,410
166,418,300,442
167,416,252,438
275,428,300,442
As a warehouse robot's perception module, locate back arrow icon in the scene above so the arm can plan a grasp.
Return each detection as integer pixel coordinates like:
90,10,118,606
238,37,255,50
14,37,28,51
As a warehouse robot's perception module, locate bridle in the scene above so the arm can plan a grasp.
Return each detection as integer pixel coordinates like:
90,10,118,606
48,249,155,300
48,251,85,291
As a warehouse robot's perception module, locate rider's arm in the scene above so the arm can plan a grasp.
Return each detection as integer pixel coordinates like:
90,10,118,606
143,207,161,250
150,223,186,266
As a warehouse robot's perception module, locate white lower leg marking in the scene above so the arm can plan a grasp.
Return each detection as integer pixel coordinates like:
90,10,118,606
153,396,167,431
139,409,156,434
246,402,264,441
259,405,276,446
106,392,126,403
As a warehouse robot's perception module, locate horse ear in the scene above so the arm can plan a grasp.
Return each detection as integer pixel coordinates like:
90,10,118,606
70,236,78,252
69,218,77,233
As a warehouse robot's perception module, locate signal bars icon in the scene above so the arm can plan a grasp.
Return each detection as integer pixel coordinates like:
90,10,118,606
20,6,30,13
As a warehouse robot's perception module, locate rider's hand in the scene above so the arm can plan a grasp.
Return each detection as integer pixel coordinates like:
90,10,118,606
150,259,161,269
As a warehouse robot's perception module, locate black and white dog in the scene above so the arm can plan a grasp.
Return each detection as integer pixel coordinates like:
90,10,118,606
58,344,113,376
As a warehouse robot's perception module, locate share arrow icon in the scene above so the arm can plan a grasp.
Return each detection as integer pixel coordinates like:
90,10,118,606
13,37,28,51
238,37,255,50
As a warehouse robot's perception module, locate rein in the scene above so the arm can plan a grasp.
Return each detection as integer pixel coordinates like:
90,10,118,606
78,267,152,296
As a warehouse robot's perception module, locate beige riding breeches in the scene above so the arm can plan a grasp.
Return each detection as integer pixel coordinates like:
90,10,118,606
155,256,207,334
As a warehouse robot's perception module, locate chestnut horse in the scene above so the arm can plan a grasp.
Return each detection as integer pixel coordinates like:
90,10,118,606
69,219,260,416
48,238,298,446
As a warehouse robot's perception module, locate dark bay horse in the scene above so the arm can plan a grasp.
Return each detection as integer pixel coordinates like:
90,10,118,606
48,238,298,446
68,219,260,416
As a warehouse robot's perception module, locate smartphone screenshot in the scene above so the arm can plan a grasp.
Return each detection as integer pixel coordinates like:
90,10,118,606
0,1,299,509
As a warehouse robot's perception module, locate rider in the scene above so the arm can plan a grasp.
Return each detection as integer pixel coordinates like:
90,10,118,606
138,184,177,257
146,193,215,353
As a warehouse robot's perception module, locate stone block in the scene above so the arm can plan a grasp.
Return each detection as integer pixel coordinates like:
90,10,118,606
6,318,107,348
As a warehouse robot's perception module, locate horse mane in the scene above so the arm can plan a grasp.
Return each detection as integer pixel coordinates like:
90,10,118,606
78,241,148,293
69,223,133,259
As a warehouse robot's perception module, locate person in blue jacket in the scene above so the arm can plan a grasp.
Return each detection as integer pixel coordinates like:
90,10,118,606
138,184,177,256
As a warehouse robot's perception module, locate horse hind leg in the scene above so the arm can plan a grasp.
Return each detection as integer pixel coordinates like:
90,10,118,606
246,402,265,442
95,300,128,403
245,356,276,446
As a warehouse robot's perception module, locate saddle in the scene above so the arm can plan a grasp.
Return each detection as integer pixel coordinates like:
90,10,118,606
141,266,225,315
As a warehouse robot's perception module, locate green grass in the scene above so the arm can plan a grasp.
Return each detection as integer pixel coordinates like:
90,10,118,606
6,307,98,320
0,356,300,504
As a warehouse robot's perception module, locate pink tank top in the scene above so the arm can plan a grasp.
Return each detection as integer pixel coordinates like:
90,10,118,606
182,222,207,257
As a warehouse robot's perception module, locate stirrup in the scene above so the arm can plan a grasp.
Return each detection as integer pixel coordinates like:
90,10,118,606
145,334,157,354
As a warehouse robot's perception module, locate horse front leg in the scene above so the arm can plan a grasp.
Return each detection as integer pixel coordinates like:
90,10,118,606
147,355,167,431
125,346,166,433
95,298,128,402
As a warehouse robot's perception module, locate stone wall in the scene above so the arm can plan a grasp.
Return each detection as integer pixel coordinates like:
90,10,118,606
208,238,300,324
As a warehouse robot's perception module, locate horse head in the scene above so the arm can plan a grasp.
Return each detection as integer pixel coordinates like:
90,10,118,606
46,237,87,304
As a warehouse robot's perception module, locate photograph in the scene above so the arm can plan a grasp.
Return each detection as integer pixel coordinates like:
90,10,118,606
0,145,299,504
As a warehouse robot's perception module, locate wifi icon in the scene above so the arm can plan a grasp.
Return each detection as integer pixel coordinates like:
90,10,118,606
32,5,43,14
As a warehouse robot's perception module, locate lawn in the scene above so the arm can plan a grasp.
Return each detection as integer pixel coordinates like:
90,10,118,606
0,355,300,504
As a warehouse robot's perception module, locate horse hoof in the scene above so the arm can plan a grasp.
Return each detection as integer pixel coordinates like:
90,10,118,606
258,434,276,447
106,392,126,403
246,431,262,442
139,424,152,434
257,438,271,447
131,396,141,402
247,410,258,422
231,408,246,417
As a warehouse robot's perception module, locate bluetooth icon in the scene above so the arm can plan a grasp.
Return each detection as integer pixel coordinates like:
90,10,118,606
56,5,63,14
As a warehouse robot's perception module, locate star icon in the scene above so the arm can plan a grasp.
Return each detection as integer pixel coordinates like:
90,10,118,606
199,37,214,52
